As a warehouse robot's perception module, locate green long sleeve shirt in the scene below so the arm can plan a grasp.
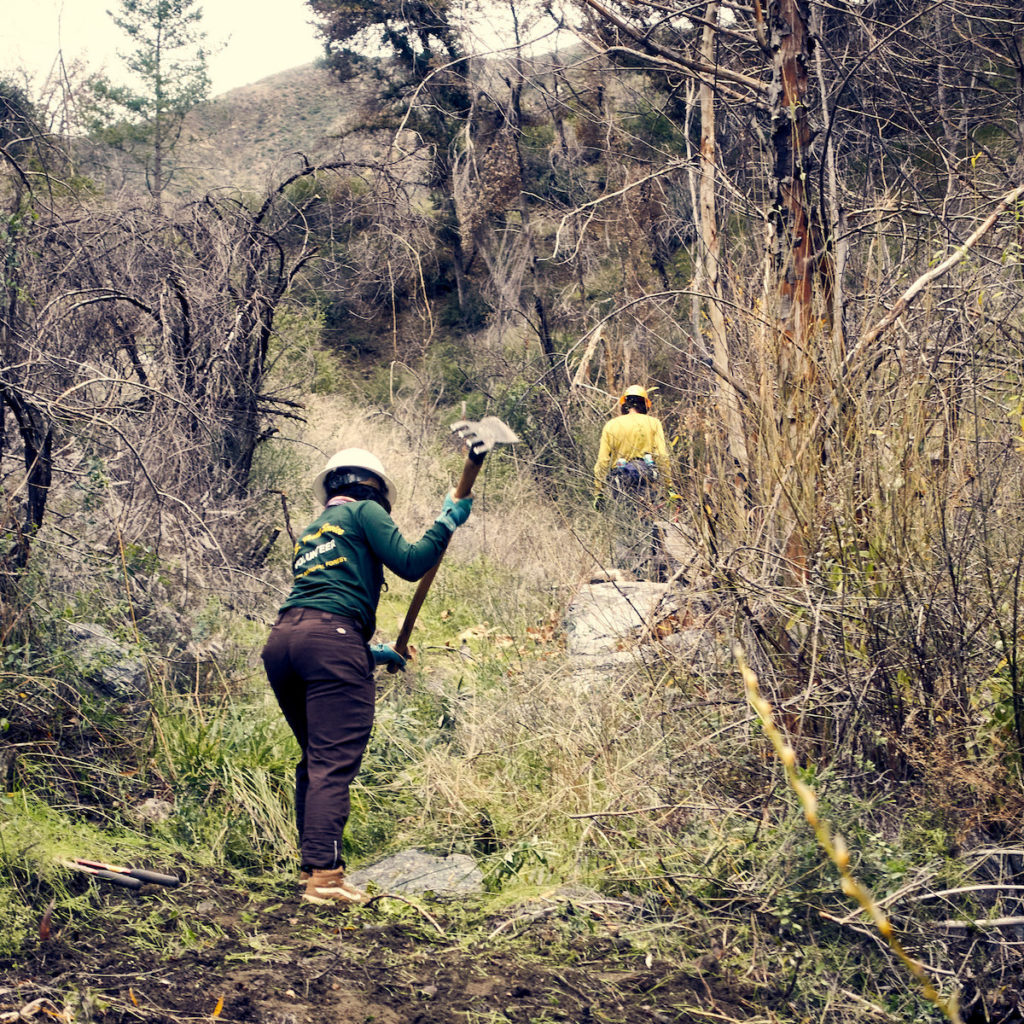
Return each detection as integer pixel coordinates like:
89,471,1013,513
281,500,451,638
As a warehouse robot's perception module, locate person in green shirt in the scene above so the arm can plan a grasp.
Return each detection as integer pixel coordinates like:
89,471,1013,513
261,447,472,905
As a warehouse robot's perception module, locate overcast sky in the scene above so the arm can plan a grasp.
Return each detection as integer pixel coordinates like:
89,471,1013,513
2,0,572,105
0,0,326,97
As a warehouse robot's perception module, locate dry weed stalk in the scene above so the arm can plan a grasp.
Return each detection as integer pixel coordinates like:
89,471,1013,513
735,644,963,1024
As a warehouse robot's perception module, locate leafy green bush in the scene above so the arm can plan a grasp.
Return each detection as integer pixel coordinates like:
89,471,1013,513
153,696,297,871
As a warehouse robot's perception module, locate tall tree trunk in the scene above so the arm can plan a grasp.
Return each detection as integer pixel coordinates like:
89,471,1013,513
698,1,749,479
508,6,561,395
768,0,815,379
810,2,844,375
767,0,817,582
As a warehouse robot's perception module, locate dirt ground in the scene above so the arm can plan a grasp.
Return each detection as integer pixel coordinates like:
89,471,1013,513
0,872,758,1024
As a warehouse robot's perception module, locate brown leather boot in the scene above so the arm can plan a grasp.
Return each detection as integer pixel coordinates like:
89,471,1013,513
303,867,368,905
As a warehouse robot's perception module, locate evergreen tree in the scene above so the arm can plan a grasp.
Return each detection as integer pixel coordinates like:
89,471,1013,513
88,0,211,199
308,0,473,294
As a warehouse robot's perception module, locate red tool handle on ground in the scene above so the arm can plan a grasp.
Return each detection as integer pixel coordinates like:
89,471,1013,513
389,454,483,672
74,858,181,887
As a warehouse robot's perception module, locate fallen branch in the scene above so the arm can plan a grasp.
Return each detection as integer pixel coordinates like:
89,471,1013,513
0,998,66,1023
938,916,1024,931
831,881,1024,924
569,802,730,818
487,905,559,940
909,884,1024,901
851,183,1024,370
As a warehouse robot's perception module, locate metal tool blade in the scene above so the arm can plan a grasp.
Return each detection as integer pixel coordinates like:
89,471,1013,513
450,416,520,457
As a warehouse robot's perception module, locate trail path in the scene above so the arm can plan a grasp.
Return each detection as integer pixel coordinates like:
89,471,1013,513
1,869,754,1023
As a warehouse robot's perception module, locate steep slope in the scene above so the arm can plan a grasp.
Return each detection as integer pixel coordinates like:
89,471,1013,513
176,63,379,193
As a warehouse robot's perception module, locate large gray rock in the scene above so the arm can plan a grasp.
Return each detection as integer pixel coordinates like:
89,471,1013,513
564,579,731,682
67,623,148,700
565,581,668,661
348,850,484,895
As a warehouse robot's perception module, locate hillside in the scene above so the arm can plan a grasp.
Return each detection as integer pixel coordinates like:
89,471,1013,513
172,63,380,192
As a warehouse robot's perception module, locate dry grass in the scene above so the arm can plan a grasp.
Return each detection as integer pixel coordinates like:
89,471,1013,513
289,393,598,590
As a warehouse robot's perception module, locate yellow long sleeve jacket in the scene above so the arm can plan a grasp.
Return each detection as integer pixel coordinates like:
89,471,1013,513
593,412,675,496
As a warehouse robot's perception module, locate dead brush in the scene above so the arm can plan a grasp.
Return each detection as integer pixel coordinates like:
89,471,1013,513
383,649,732,886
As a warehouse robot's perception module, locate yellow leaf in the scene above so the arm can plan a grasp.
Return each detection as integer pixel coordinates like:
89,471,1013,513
129,989,138,1006
212,996,224,1019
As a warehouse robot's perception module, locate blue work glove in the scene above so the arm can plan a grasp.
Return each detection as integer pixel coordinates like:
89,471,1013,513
435,490,473,533
369,643,407,671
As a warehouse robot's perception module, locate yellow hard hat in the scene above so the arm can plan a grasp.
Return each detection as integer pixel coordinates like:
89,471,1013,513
619,385,651,411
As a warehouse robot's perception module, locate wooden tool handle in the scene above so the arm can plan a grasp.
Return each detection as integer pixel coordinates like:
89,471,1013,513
389,455,483,670
64,861,144,889
453,453,483,500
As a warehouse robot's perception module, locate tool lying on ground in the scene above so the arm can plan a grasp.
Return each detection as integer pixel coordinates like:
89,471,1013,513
62,858,181,890
389,416,520,672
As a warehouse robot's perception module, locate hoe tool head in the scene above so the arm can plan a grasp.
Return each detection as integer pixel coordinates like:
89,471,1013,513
451,416,520,462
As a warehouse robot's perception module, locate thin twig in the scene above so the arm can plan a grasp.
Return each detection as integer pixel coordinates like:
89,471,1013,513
569,802,731,818
269,489,297,545
855,184,1024,357
938,916,1024,931
361,893,447,937
910,884,1024,900
487,905,559,940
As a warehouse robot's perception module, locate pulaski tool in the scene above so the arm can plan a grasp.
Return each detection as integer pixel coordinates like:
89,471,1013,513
389,416,519,672
63,858,181,890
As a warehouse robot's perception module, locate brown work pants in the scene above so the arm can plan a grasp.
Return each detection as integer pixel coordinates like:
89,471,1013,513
260,607,375,870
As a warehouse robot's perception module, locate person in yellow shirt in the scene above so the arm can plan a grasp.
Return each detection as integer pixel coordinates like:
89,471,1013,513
592,385,676,579
593,385,675,505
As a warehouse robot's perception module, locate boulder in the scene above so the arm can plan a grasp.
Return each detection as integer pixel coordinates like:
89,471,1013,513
348,850,484,895
564,581,669,661
134,797,174,824
67,623,148,700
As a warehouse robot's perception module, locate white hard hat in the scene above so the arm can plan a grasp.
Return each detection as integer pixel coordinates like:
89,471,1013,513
313,448,396,507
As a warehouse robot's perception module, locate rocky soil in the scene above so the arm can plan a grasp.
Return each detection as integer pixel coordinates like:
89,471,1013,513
1,869,755,1024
